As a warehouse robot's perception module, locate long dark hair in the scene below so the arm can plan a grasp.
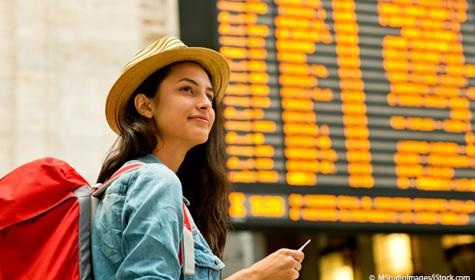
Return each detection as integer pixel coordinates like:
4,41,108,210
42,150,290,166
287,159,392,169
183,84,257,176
97,62,230,257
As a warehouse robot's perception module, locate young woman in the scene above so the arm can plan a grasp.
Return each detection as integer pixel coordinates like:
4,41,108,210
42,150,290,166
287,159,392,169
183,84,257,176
92,35,304,279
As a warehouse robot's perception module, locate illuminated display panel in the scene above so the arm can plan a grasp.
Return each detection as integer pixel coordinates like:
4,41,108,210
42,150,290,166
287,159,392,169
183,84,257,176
180,0,475,232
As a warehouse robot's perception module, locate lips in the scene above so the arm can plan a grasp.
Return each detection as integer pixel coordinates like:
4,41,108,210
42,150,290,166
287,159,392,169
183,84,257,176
189,115,209,123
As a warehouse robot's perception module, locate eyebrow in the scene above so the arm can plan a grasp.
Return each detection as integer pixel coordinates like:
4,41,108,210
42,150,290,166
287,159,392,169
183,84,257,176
178,78,214,93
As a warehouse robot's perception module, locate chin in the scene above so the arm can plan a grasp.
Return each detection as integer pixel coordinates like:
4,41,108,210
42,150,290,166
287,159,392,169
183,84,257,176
189,135,209,147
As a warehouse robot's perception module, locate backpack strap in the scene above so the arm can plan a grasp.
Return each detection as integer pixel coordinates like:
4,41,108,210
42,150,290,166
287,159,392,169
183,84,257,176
180,203,195,275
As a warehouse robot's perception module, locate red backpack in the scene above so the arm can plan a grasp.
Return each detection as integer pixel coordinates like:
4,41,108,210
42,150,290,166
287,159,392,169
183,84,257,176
0,157,193,280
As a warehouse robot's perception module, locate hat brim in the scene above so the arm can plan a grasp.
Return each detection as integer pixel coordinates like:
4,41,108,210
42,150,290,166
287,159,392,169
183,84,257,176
106,47,230,135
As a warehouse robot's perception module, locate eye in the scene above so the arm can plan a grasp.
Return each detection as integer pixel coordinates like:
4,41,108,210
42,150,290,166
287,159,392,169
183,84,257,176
206,93,215,102
180,86,193,94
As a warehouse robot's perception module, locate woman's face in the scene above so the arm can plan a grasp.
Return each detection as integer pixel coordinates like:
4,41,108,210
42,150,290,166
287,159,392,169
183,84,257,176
150,62,216,149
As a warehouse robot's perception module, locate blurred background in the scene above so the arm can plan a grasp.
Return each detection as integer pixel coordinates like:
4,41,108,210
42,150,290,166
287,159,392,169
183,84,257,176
1,0,474,279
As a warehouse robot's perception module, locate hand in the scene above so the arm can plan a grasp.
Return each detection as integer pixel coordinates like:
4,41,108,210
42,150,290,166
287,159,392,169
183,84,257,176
247,248,305,280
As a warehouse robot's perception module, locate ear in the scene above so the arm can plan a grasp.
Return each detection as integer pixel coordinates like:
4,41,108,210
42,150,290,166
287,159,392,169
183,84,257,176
134,94,154,118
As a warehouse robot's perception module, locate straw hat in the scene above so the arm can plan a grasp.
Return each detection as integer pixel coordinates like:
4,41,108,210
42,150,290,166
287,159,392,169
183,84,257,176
105,35,230,135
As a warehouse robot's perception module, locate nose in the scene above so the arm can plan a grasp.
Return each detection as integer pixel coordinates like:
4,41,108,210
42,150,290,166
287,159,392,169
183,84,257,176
198,94,212,111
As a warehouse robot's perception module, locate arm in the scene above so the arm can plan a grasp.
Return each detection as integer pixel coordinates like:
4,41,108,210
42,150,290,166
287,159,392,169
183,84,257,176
117,166,184,279
225,249,305,280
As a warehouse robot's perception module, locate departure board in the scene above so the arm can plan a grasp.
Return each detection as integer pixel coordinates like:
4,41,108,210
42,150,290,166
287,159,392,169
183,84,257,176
179,0,475,233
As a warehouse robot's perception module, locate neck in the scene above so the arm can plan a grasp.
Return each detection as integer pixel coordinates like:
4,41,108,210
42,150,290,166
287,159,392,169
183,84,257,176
152,140,190,173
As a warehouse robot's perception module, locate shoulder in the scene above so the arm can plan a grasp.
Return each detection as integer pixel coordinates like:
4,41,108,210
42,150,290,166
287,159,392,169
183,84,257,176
130,161,180,186
123,155,181,186
119,161,183,209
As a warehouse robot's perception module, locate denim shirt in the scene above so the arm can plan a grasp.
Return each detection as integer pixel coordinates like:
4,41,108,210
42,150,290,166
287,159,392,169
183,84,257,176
92,155,225,279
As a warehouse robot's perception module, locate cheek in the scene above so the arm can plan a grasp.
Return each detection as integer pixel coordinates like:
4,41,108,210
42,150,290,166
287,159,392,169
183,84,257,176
157,110,179,128
154,106,175,131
